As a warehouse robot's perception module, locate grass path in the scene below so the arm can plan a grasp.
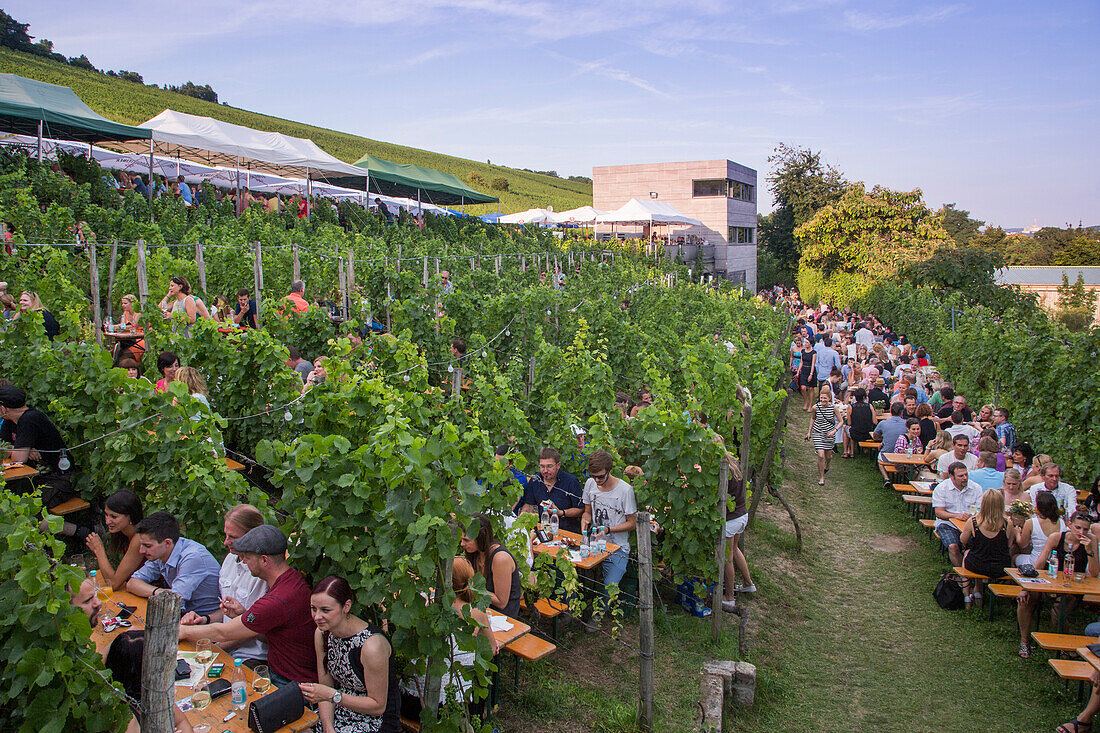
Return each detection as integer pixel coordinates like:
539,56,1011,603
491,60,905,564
733,406,1082,732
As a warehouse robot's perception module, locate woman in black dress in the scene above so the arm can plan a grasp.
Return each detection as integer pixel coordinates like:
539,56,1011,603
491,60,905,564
798,341,817,412
960,489,1012,607
302,575,400,733
844,388,875,458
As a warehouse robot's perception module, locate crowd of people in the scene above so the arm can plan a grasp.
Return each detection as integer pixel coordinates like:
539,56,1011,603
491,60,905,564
774,284,1100,733
57,442,661,730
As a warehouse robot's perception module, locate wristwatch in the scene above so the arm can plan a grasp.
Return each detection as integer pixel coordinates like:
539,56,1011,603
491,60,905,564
331,691,342,707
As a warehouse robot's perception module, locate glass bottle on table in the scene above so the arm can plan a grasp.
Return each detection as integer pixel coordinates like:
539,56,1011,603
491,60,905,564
549,511,559,540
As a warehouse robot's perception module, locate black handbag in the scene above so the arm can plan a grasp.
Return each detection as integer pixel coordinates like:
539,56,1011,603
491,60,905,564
247,681,304,733
933,571,965,610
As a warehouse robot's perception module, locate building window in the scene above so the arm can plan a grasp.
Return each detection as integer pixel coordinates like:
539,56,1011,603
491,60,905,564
727,270,747,285
693,179,728,197
694,178,755,202
729,226,755,244
729,181,755,203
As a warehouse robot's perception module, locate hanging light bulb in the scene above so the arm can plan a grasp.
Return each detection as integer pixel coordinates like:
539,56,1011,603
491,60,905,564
284,410,293,422
447,364,454,373
505,329,511,336
58,452,71,472
403,373,410,382
481,350,486,358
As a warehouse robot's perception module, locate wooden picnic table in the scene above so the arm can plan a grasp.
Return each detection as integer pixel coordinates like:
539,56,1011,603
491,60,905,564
1076,645,1100,675
1006,567,1100,633
486,608,530,647
89,591,317,732
883,452,934,466
531,529,619,571
102,327,144,341
910,481,934,494
3,461,37,481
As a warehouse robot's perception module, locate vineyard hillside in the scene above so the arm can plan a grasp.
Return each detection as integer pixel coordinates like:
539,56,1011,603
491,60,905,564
0,47,592,214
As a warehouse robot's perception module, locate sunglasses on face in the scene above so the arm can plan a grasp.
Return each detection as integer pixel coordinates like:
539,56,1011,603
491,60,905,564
591,472,609,481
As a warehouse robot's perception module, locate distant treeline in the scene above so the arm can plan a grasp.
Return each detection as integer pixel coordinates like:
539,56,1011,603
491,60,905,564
0,9,220,103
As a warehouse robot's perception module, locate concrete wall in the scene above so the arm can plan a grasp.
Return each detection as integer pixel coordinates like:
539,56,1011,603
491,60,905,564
592,159,758,291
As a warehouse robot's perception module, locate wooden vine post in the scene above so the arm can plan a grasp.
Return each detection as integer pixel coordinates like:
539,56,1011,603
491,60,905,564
423,522,456,720
337,257,348,319
291,241,300,282
711,458,730,643
252,241,263,316
195,241,207,295
637,510,655,731
140,590,181,733
88,240,102,345
106,239,118,320
422,256,429,288
136,239,149,311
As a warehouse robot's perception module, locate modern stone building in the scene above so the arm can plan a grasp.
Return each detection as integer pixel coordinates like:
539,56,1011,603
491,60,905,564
592,159,758,289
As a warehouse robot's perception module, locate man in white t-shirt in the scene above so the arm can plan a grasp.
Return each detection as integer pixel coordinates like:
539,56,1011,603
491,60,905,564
932,463,984,568
1027,463,1077,518
855,322,874,349
581,449,636,614
945,411,981,444
179,504,269,663
937,434,978,479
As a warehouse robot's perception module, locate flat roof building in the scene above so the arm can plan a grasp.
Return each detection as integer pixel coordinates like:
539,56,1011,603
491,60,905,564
593,159,758,290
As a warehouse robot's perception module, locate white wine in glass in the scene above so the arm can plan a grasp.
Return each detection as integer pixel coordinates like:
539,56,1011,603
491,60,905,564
190,689,212,711
195,639,215,666
252,665,271,694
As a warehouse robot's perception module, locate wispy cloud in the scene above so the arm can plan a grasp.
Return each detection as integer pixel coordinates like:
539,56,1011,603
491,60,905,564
573,59,671,97
843,5,963,31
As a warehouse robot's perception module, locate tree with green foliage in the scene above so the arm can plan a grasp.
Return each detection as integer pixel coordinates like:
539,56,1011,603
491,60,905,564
757,143,847,286
795,183,949,305
1055,273,1098,331
936,203,983,245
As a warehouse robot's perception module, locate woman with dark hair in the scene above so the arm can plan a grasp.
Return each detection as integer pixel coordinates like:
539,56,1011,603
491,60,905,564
155,351,179,393
1012,442,1036,477
1015,491,1067,658
461,513,521,617
797,338,817,411
915,403,938,449
914,346,930,367
1081,476,1100,524
301,575,401,733
159,276,198,325
105,630,194,732
85,489,144,591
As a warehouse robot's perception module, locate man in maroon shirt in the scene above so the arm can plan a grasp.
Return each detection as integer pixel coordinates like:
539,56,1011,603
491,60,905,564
178,525,317,686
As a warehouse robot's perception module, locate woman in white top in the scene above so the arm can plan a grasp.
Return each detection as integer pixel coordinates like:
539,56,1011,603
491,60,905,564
1015,491,1066,658
159,276,198,324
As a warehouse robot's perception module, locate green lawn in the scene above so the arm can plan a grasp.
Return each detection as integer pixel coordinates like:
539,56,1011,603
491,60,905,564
1,48,592,215
493,405,1088,732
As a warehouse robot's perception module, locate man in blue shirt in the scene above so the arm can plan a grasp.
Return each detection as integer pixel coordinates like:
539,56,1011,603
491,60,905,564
993,407,1017,452
813,336,842,390
177,175,193,206
969,452,1004,491
126,511,222,616
519,447,584,533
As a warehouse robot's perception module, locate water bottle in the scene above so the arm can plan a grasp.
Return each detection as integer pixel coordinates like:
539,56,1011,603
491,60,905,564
1049,551,1060,580
89,569,100,598
579,528,590,559
549,512,559,539
540,508,549,532
1065,550,1076,580
231,658,247,708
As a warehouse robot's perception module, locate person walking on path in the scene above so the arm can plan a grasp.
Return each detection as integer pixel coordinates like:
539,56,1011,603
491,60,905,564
807,383,841,485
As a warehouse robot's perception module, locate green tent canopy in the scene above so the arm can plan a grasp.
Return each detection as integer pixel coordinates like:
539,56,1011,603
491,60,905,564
0,73,151,143
336,152,497,206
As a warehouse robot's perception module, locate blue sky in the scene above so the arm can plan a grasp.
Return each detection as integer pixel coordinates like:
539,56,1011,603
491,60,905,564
6,0,1098,226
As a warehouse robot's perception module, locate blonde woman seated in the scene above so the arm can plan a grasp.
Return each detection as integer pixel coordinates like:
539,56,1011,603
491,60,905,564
959,489,1013,608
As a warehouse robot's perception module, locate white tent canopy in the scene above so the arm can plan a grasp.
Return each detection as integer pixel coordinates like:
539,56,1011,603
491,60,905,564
498,208,554,225
549,205,605,225
595,198,702,226
115,110,368,182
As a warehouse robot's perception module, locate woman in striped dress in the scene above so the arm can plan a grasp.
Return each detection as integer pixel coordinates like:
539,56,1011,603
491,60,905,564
806,383,841,486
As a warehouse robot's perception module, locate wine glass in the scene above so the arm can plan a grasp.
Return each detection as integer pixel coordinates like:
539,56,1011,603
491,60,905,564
252,665,271,695
190,678,211,712
195,639,215,666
